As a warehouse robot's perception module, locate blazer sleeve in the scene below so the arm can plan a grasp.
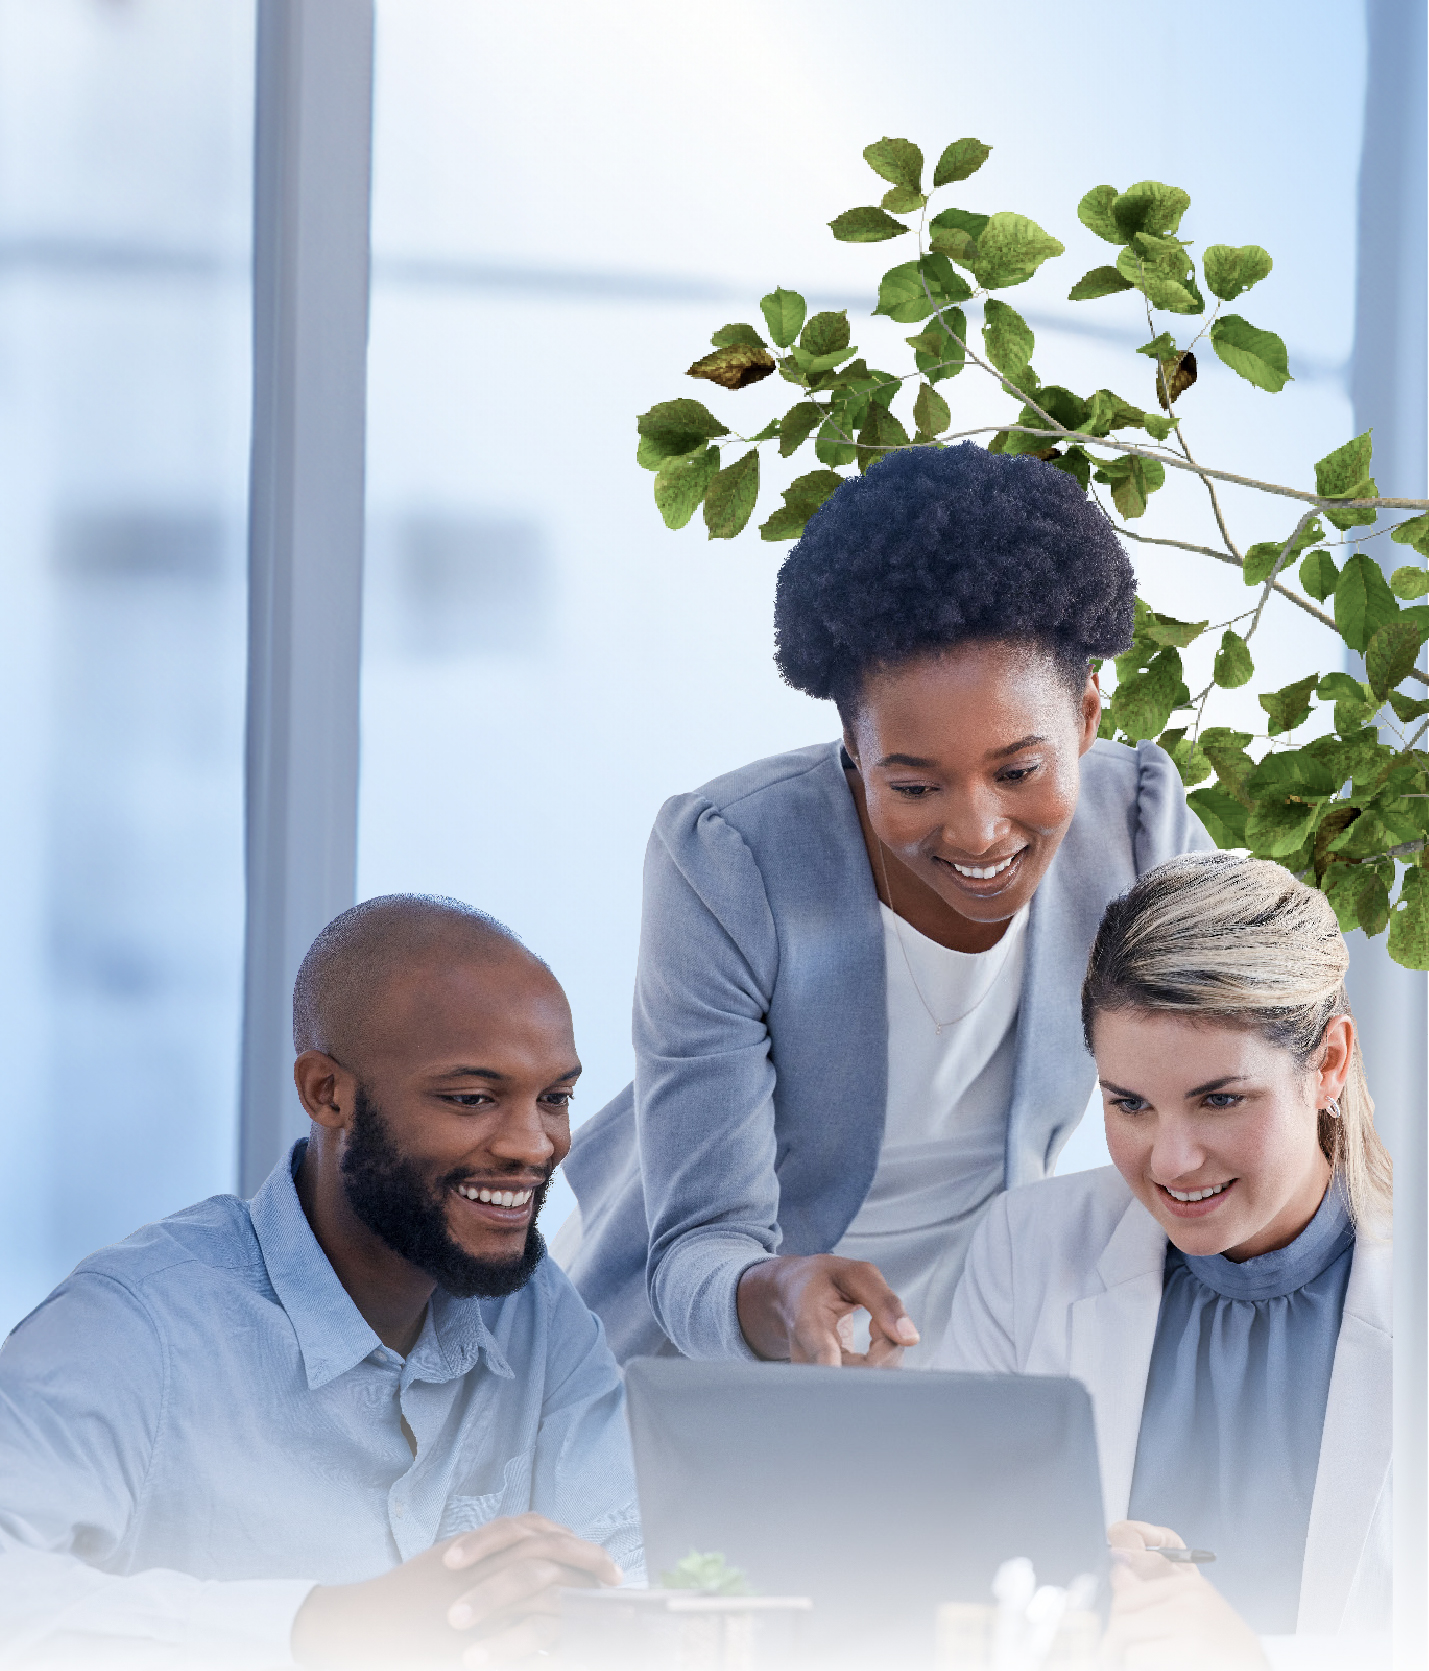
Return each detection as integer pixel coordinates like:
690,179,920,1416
632,794,783,1361
932,1193,1019,1374
1133,740,1215,871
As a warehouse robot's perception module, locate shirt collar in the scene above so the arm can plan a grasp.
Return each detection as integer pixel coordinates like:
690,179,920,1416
248,1139,511,1389
1175,1178,1355,1303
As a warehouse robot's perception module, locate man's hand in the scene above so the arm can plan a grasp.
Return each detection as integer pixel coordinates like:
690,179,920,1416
1102,1520,1267,1671
291,1512,622,1668
736,1254,918,1366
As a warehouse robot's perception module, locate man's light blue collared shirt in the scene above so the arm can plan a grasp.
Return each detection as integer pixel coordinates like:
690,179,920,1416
0,1142,641,1666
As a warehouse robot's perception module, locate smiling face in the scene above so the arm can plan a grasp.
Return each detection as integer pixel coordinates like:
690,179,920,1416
325,942,579,1287
844,640,1101,938
1093,1008,1352,1260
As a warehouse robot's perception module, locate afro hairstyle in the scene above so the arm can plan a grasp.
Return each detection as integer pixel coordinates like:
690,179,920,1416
773,442,1136,716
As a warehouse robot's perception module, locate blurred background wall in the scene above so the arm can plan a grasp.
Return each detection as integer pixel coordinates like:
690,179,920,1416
0,0,1419,1331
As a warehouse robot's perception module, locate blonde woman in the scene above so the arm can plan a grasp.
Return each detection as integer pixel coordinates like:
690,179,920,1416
939,852,1391,1654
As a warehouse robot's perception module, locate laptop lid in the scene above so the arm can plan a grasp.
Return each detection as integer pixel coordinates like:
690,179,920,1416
624,1359,1107,1660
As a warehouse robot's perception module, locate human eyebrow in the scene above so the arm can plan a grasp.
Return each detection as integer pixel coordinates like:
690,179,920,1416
1099,1080,1144,1100
431,1067,508,1083
1184,1074,1249,1098
876,752,939,769
987,733,1048,759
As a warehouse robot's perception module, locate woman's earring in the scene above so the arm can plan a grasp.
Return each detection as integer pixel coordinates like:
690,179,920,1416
1324,1097,1342,1120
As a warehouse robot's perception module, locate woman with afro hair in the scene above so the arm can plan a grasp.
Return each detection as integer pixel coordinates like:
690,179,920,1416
562,443,1212,1367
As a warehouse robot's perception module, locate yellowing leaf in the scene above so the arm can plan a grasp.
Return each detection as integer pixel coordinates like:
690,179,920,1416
687,343,776,390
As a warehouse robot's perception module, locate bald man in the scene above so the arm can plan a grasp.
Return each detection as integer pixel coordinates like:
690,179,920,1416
0,896,640,1668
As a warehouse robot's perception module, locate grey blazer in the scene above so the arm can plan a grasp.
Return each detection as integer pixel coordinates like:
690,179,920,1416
564,738,1212,1363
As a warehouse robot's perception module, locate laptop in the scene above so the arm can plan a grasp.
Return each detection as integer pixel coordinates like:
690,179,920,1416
624,1359,1107,1662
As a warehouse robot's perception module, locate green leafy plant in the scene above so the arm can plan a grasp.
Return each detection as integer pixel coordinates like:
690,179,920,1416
636,136,1429,968
659,1550,754,1595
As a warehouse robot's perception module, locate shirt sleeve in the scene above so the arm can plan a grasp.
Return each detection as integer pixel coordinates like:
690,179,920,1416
633,796,784,1361
0,1273,314,1667
527,1270,644,1582
931,1194,1019,1373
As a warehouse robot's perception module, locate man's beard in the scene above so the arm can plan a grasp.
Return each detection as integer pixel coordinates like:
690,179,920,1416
339,1086,549,1298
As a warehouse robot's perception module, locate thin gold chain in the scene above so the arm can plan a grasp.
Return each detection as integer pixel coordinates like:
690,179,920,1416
874,838,1008,1035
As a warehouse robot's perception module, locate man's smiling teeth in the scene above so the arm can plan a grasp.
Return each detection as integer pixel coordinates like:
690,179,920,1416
1165,1182,1231,1203
951,854,1017,880
456,1185,533,1208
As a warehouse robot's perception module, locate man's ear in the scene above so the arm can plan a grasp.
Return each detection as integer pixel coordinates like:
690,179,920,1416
1078,670,1104,756
294,1051,356,1130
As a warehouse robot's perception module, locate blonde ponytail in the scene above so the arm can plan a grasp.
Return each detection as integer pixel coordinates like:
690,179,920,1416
1081,851,1392,1228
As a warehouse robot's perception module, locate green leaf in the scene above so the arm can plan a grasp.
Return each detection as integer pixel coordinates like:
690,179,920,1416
981,298,1035,376
974,213,1065,289
1335,552,1400,653
638,434,674,471
1366,620,1424,702
857,402,910,472
906,312,966,383
653,445,721,530
1069,265,1136,301
1392,564,1429,599
1391,690,1429,721
1092,453,1166,519
1111,180,1191,240
829,206,909,243
1115,245,1200,313
933,138,991,187
1214,630,1255,688
1327,863,1393,938
711,322,767,350
1244,542,1289,587
703,449,761,540
1142,610,1208,649
1144,413,1175,440
1259,673,1319,735
881,185,925,214
1314,431,1376,527
660,1551,753,1596
1157,728,1213,787
1049,445,1092,491
814,417,857,468
873,256,972,324
1078,185,1124,244
1209,315,1292,391
929,206,990,243
1300,549,1340,601
1246,749,1338,802
1391,513,1429,557
1136,331,1179,360
1202,244,1273,301
759,468,845,542
637,398,731,461
799,311,851,358
863,137,923,192
1389,869,1429,967
760,288,807,350
1083,389,1149,437
1110,647,1188,740
778,401,823,458
913,381,951,440
1187,784,1249,846
1245,796,1320,859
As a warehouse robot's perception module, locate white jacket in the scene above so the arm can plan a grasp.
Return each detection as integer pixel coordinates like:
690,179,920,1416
936,1166,1392,1637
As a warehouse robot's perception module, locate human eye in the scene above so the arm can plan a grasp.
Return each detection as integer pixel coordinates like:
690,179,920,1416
1108,1094,1149,1114
443,1092,494,1110
541,1090,575,1109
889,781,938,798
1203,1092,1243,1110
997,763,1039,784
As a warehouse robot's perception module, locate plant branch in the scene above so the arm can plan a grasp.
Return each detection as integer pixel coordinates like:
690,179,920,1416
1175,424,1243,563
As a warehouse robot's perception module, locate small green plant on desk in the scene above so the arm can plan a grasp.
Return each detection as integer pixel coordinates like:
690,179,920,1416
660,1551,754,1596
636,135,1429,967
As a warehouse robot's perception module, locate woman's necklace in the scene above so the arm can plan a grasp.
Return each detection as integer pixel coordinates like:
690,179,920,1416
875,838,1011,1035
